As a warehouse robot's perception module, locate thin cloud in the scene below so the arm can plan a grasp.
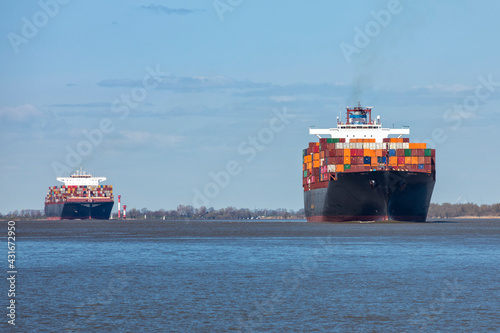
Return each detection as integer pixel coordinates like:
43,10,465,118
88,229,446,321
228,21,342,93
0,104,43,121
98,75,269,92
119,131,184,148
140,4,205,15
51,102,112,108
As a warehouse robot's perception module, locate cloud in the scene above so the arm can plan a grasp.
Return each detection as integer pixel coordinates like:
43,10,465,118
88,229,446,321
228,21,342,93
98,75,269,92
119,131,184,148
51,102,112,108
140,4,205,15
0,104,43,121
411,83,475,93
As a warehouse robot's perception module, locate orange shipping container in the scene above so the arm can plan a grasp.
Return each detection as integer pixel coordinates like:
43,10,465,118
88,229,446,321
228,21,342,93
313,160,320,168
344,149,351,157
313,153,319,161
389,156,398,166
411,157,419,164
336,164,344,172
343,156,351,164
409,143,418,149
405,156,412,164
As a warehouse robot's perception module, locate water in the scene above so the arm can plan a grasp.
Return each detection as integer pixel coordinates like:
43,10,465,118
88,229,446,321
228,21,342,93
4,219,500,332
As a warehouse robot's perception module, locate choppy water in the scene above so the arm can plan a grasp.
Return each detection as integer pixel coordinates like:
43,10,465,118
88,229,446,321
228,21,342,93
3,219,500,332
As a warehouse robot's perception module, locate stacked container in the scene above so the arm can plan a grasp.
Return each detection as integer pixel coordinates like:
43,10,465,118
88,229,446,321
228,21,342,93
45,185,114,204
302,138,436,186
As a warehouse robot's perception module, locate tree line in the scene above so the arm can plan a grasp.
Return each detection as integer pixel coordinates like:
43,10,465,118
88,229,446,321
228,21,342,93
427,203,500,218
118,205,305,220
2,203,500,220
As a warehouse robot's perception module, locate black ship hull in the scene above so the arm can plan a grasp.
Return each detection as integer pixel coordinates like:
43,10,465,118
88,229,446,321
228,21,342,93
304,171,435,222
45,201,114,220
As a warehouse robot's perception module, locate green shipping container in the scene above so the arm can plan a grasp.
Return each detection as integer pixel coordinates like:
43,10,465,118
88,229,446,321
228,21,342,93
424,149,432,157
404,149,412,156
344,164,351,170
303,170,307,177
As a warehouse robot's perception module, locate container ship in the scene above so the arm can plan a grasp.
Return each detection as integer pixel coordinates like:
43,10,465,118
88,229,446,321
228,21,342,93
44,169,114,220
303,103,436,222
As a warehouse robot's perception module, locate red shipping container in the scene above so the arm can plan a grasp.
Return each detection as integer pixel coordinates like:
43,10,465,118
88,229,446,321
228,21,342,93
313,146,319,153
397,156,405,164
357,149,364,156
396,149,405,157
351,149,357,157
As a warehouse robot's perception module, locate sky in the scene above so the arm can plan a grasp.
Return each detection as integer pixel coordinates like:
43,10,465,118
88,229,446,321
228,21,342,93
1,0,500,213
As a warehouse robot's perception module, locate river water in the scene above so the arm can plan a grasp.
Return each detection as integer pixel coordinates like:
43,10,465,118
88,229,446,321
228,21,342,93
4,219,499,332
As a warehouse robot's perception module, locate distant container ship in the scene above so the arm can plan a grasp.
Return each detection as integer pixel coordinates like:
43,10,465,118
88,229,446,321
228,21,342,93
303,103,436,222
44,169,114,220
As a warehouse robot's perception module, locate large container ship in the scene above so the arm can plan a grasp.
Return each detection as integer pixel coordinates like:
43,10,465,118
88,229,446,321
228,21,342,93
44,169,114,220
303,103,435,222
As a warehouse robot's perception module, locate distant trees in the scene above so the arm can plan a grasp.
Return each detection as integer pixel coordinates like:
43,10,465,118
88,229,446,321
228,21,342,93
1,209,44,220
428,203,500,218
110,205,306,220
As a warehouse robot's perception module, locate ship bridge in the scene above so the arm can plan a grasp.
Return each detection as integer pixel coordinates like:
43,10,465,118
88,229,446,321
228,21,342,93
309,103,409,142
56,168,106,186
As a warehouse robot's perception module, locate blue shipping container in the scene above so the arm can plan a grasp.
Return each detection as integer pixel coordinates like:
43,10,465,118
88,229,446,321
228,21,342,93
377,156,387,163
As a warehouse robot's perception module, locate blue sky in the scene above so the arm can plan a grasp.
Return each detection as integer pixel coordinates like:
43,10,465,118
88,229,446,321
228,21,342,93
1,0,500,213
